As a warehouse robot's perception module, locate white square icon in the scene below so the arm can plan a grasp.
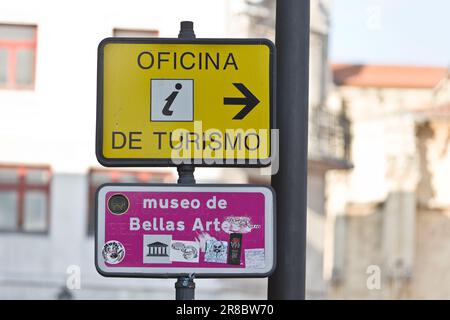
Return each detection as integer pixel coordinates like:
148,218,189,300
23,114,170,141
150,79,194,122
143,234,172,264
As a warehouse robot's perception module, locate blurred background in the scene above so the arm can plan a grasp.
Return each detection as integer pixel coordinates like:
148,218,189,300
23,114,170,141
0,0,449,299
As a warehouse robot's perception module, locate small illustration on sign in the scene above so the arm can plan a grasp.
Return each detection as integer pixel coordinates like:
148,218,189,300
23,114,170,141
204,239,228,263
147,242,169,257
102,240,125,264
170,240,199,263
222,216,253,234
143,235,172,264
228,233,243,265
107,194,129,215
151,79,194,122
245,249,266,269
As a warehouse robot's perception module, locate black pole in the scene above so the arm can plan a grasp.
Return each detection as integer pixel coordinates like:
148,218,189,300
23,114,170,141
178,21,196,39
268,1,310,300
174,21,197,301
177,164,196,184
175,164,196,300
175,272,196,300
175,165,196,301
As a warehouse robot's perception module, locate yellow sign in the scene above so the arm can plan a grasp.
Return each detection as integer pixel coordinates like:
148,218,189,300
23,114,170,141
96,38,275,167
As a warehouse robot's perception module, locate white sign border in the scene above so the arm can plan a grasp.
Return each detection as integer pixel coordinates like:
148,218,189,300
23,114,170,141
95,184,276,278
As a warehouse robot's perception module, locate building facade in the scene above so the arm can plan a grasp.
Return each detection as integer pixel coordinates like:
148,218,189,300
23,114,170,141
0,0,350,299
327,64,450,299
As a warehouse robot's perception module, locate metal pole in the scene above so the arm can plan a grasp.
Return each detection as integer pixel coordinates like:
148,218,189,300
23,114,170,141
178,20,196,39
174,21,197,301
268,1,310,300
177,164,196,184
175,164,196,300
175,271,196,300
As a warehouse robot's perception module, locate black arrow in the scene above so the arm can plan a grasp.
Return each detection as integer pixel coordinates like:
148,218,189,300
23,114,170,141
223,83,260,120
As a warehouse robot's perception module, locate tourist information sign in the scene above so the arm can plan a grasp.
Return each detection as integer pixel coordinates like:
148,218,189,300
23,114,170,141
96,38,275,167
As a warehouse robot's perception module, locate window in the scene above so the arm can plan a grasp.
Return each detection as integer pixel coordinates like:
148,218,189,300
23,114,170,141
87,168,174,235
113,28,159,38
0,164,51,233
0,24,37,90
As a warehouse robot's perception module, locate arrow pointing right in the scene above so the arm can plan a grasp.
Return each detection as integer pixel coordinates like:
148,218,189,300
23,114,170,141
224,83,260,120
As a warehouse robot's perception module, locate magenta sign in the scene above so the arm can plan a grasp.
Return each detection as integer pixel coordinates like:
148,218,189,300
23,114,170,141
95,184,275,277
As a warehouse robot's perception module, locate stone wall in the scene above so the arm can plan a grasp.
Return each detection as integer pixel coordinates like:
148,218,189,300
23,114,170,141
327,83,450,299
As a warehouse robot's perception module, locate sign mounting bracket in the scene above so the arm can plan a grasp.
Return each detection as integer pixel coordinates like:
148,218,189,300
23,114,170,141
175,21,197,301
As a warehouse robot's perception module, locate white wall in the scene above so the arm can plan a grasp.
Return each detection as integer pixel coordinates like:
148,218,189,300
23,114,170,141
0,0,233,174
330,87,433,203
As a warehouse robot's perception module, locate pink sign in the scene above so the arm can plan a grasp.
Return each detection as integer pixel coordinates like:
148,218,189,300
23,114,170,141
96,184,275,277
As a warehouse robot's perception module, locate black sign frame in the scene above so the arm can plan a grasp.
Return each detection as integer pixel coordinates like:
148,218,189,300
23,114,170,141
96,37,276,167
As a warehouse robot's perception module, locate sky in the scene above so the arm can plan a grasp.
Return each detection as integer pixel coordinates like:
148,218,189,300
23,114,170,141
329,0,450,66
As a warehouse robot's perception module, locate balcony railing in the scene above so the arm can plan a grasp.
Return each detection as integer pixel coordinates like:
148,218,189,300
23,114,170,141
308,106,351,168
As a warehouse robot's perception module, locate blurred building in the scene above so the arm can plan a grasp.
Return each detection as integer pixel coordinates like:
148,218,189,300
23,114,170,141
0,0,351,299
327,64,450,299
